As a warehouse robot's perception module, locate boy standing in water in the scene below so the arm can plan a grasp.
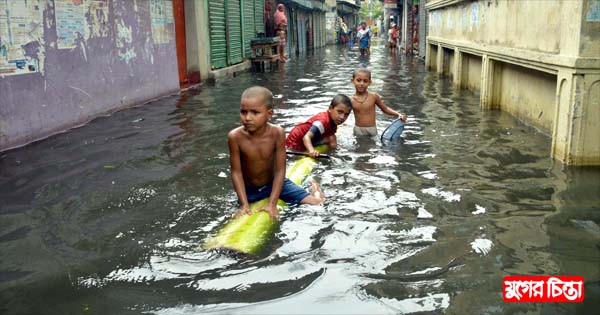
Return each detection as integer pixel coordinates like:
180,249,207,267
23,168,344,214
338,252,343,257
351,68,407,136
228,86,324,219
286,94,353,158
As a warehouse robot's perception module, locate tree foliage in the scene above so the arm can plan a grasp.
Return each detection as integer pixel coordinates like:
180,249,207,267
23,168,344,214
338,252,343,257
358,0,383,24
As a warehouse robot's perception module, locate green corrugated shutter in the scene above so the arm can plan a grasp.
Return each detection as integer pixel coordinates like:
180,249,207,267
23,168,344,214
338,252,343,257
227,0,243,64
242,0,255,58
254,0,264,34
208,0,227,69
316,14,321,48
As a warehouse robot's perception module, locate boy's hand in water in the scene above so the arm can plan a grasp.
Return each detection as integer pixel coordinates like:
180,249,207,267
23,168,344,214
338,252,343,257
398,113,407,122
308,150,320,158
235,204,251,217
260,204,279,220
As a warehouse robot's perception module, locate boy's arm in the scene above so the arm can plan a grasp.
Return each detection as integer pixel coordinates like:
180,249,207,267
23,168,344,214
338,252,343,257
302,131,319,157
374,93,407,122
263,127,286,219
228,131,250,216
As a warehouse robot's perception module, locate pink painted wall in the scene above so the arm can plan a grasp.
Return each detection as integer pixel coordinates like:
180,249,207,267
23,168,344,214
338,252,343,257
0,0,179,151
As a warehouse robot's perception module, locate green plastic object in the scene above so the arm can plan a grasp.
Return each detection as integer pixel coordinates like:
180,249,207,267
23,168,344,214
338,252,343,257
203,145,328,255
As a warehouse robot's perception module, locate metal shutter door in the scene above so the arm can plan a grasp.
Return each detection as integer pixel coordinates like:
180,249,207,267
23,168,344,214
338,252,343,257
242,0,254,58
208,0,227,69
226,0,243,64
254,0,264,34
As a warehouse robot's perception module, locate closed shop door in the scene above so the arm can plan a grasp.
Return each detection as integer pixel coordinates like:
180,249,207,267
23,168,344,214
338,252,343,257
254,0,264,34
226,0,243,65
242,0,255,58
208,0,227,69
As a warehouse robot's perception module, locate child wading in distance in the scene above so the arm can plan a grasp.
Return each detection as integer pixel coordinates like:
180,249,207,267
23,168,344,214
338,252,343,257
285,94,353,158
277,23,288,62
228,86,324,220
351,68,407,136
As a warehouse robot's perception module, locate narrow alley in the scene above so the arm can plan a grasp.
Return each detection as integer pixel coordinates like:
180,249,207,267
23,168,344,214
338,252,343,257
1,40,598,314
2,0,599,314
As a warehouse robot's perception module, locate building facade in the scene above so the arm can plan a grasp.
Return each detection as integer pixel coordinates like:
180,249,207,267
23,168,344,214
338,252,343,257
0,0,352,152
425,0,600,165
337,0,361,33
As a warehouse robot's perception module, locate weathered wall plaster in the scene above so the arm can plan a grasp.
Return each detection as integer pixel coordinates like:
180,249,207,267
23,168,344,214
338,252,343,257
0,0,179,151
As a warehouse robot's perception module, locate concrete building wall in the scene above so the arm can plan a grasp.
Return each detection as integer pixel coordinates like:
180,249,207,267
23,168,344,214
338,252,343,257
442,47,453,77
461,53,481,92
425,0,600,165
578,80,600,164
0,0,179,151
494,63,557,132
418,0,427,59
325,0,337,44
184,0,210,81
579,0,600,58
428,1,564,54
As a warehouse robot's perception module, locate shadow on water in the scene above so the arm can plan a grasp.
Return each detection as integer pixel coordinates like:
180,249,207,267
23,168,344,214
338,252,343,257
1,41,599,314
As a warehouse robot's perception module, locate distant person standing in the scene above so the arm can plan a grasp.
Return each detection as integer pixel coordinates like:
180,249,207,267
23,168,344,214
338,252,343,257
274,4,287,31
373,24,379,37
274,4,288,62
339,18,348,46
357,22,371,56
388,23,398,54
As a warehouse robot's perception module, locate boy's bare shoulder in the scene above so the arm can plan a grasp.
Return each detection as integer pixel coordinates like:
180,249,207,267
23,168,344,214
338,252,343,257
228,126,246,140
370,92,383,104
267,123,285,137
369,91,381,99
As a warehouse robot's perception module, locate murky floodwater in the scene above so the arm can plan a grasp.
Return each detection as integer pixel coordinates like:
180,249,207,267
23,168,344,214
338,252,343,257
1,41,599,315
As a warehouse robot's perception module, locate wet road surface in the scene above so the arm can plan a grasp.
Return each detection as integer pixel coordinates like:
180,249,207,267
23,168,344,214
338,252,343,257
1,40,599,314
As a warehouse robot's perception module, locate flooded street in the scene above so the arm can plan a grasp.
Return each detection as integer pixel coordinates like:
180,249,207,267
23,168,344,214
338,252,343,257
1,41,599,314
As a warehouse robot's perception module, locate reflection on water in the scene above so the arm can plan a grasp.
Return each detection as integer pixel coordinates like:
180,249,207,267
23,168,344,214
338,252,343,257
1,42,599,315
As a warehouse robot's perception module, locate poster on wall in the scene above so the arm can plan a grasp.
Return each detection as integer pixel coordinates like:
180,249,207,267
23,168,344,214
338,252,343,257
55,0,110,49
85,0,110,40
150,0,173,44
55,0,86,49
0,0,44,76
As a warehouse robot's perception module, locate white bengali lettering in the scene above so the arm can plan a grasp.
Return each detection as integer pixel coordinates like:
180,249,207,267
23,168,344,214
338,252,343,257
504,280,523,300
562,281,583,301
547,277,564,298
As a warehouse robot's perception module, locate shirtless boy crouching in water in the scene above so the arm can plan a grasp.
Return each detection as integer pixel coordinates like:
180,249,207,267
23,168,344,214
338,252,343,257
228,86,324,220
351,68,407,136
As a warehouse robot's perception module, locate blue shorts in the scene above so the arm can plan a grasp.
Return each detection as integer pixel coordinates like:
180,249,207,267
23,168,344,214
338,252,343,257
245,178,309,205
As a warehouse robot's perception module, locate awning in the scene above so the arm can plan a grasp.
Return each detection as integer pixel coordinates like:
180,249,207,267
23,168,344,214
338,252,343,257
336,0,360,15
289,0,313,10
311,0,325,11
281,0,332,11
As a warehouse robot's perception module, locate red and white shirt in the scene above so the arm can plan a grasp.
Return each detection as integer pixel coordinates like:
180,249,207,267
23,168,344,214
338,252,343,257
285,111,337,151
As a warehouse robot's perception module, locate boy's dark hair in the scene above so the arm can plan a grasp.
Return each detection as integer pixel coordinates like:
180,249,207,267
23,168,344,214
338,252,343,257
329,94,353,109
241,86,274,110
352,68,371,80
